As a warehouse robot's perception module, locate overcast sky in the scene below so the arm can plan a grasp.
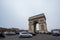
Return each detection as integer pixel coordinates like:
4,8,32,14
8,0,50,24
0,0,60,31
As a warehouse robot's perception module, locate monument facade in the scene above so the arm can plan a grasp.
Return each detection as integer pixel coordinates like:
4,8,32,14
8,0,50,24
28,13,48,33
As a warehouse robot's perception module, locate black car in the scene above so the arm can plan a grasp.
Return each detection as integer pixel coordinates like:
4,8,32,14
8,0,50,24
46,32,52,35
52,33,60,36
15,32,19,34
28,32,36,36
0,32,5,38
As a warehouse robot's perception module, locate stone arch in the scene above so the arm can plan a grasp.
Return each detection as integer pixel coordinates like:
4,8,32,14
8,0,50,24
28,13,48,33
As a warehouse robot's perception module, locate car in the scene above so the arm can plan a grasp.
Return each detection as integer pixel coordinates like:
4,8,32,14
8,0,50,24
19,32,33,38
28,32,36,36
0,32,5,38
4,32,16,35
52,32,60,36
45,32,52,35
52,31,60,36
15,32,19,34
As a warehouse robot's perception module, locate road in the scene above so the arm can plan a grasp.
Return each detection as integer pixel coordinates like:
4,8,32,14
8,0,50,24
0,34,60,40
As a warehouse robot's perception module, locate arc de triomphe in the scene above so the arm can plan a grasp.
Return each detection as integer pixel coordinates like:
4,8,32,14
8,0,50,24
28,13,48,33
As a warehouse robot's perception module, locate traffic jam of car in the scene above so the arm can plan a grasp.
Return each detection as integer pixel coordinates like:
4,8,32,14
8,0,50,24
0,31,36,38
0,30,60,38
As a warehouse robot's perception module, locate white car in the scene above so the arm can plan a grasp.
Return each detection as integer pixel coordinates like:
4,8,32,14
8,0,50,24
4,32,16,35
19,32,33,38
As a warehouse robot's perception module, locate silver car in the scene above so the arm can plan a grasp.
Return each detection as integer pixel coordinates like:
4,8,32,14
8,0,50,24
19,32,33,38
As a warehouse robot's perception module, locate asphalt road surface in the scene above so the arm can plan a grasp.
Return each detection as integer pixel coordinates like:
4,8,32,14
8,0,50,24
0,34,60,40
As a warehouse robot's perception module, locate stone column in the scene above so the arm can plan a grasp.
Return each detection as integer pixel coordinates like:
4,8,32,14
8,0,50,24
40,24,45,33
39,23,45,33
39,18,47,33
43,23,48,33
29,21,34,32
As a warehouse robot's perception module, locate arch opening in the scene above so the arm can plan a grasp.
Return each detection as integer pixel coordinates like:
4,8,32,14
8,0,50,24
34,22,39,33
